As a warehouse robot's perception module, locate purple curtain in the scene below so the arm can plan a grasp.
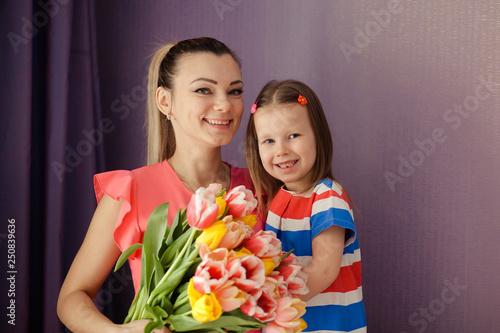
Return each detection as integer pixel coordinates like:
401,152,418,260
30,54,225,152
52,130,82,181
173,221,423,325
0,1,110,332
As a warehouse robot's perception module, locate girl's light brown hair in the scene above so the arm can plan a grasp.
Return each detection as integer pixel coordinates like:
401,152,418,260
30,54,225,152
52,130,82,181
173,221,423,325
146,37,241,165
245,79,336,212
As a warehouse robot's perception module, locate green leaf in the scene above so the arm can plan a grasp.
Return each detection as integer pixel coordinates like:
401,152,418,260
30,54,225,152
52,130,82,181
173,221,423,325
153,255,165,290
166,209,182,246
173,302,191,315
160,229,200,266
168,310,264,332
144,304,164,333
160,296,174,315
151,258,194,301
153,305,169,319
114,243,142,272
141,202,170,293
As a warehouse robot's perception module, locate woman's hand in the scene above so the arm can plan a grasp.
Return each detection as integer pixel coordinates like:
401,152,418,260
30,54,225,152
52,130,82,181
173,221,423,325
118,319,170,333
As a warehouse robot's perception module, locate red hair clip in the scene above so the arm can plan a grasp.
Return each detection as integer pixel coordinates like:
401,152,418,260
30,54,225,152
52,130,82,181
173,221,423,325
250,102,258,114
298,95,307,105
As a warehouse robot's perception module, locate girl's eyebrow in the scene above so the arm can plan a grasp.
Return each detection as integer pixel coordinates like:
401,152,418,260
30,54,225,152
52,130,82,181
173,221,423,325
190,78,243,86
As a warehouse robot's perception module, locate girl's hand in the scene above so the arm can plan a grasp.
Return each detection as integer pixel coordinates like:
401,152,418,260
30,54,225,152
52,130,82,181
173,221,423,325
118,319,170,333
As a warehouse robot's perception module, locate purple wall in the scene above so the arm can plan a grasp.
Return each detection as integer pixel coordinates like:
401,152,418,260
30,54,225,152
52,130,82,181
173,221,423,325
95,1,500,331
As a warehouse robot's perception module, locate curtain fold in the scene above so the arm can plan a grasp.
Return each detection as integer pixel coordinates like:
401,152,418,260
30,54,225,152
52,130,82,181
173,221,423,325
0,1,33,332
1,1,104,331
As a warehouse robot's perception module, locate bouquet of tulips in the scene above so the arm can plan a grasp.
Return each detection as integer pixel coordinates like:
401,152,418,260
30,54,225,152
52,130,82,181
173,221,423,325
114,184,309,333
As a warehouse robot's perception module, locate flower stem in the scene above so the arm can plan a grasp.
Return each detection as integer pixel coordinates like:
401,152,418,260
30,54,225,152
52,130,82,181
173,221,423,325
146,228,197,304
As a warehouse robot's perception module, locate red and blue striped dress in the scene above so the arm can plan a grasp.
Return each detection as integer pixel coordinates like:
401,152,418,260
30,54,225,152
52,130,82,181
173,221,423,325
266,179,367,333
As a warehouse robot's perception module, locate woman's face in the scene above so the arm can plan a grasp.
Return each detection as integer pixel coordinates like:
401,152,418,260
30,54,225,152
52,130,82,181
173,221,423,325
167,52,244,150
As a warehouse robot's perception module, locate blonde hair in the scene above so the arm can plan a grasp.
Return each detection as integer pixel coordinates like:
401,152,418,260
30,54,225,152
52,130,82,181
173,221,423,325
146,37,241,165
146,43,174,165
245,80,335,212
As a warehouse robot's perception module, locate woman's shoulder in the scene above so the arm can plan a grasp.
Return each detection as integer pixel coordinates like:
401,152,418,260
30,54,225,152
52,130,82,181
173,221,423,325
93,160,177,199
95,160,173,180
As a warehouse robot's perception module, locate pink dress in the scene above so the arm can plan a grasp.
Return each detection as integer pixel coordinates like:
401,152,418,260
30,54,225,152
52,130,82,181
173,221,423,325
94,159,262,293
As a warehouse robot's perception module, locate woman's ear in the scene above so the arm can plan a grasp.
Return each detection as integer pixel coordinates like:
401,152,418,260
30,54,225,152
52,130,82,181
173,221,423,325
156,87,172,116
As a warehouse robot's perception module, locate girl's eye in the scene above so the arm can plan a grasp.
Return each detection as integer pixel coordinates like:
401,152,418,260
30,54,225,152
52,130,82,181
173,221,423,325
289,133,300,139
195,88,211,94
229,89,243,96
263,139,274,144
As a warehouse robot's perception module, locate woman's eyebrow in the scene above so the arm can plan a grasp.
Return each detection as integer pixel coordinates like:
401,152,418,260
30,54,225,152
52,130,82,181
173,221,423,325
190,78,243,86
190,78,217,84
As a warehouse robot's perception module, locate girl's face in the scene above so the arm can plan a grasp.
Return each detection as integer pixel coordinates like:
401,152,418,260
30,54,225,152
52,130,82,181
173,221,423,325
253,103,317,192
166,52,244,150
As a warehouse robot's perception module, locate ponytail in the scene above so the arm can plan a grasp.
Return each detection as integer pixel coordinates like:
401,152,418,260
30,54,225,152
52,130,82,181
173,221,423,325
146,44,175,165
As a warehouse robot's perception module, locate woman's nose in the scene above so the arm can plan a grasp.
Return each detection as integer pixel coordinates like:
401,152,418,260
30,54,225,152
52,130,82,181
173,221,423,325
213,93,231,112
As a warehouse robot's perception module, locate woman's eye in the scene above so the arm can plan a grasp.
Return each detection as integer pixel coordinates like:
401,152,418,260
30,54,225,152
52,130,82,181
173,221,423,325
195,88,211,94
229,89,243,96
289,133,300,139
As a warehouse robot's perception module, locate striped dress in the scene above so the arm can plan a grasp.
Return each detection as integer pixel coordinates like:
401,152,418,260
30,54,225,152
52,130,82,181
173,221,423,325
266,179,367,333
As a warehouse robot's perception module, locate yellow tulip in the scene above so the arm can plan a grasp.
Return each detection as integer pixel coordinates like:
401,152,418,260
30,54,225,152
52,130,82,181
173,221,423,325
261,257,277,275
233,247,253,258
298,318,308,332
191,293,223,323
236,214,257,228
188,278,203,307
216,197,227,218
195,220,227,250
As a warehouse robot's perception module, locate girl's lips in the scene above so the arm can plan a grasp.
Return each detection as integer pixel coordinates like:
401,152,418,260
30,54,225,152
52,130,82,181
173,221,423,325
275,160,298,169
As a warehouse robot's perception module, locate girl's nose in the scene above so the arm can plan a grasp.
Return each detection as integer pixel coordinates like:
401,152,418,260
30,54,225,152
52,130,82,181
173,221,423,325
275,141,289,157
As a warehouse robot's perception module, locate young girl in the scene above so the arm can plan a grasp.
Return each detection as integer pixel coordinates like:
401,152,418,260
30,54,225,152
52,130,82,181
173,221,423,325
245,80,367,333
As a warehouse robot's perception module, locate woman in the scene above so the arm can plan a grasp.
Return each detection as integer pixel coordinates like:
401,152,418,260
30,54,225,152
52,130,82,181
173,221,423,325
57,37,261,332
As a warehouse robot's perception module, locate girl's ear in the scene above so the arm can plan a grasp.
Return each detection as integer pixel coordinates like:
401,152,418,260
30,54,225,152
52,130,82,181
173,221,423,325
156,86,172,116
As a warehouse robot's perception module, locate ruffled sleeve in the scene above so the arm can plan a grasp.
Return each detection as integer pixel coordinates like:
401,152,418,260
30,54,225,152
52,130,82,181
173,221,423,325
94,170,141,259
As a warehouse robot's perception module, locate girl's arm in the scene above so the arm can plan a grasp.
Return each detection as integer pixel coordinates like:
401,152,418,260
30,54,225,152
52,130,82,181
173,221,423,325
299,225,345,302
57,194,167,333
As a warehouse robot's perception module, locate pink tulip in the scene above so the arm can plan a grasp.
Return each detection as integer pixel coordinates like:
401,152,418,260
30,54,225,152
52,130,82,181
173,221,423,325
263,275,285,299
193,258,229,294
213,281,248,312
264,297,307,333
187,187,220,229
223,185,258,218
277,255,308,296
244,231,282,258
218,221,247,250
227,255,266,292
241,288,277,322
206,183,223,196
199,246,236,263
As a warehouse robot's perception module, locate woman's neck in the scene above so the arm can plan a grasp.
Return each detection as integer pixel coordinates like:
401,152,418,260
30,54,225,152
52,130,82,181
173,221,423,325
168,146,231,193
